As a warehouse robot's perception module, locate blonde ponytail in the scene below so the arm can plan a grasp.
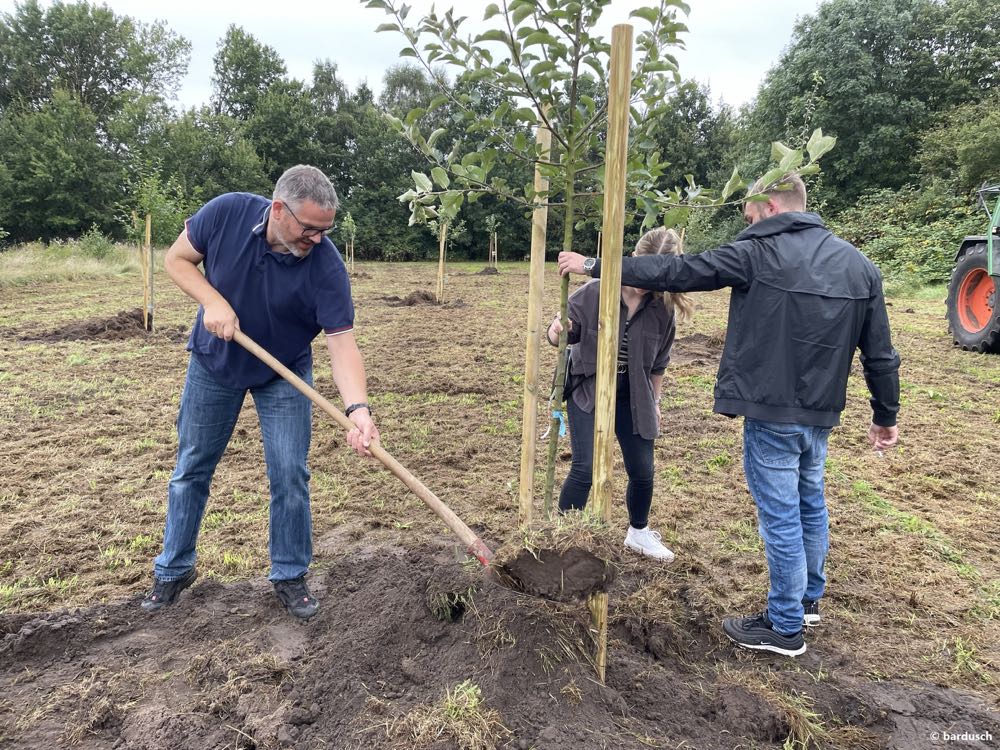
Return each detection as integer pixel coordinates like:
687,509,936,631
634,227,694,323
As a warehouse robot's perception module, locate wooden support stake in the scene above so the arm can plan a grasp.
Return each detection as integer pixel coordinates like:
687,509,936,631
517,115,552,529
436,222,447,303
144,213,153,331
587,23,633,685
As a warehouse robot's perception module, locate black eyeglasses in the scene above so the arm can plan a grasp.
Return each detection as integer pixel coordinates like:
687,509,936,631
282,202,334,238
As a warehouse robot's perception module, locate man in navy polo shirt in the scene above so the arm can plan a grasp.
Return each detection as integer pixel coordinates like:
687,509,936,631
141,165,377,620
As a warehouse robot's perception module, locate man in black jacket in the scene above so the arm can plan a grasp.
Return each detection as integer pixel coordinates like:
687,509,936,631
558,173,900,656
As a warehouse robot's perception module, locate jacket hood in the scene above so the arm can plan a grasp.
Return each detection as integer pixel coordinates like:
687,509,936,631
736,211,826,241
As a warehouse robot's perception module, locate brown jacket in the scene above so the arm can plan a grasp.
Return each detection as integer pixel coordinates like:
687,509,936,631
562,279,675,440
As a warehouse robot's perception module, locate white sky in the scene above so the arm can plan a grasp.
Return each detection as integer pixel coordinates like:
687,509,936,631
2,0,823,110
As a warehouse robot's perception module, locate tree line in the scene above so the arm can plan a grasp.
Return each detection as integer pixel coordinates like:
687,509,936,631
0,0,996,281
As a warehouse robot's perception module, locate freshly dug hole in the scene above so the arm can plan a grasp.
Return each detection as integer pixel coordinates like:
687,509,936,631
489,518,619,602
493,546,614,601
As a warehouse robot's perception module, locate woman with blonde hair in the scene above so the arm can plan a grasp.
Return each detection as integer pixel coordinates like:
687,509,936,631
547,227,692,561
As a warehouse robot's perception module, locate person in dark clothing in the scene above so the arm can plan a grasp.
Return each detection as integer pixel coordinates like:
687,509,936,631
557,173,901,657
547,228,694,562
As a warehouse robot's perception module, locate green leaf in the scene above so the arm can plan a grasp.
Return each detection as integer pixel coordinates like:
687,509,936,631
427,128,447,150
511,3,534,25
431,166,450,189
530,60,557,77
661,206,690,228
778,149,804,172
721,167,744,201
483,2,501,19
806,128,836,162
412,171,433,192
474,29,509,44
629,7,660,24
770,141,796,163
375,22,399,33
441,190,464,216
399,47,418,58
523,30,557,47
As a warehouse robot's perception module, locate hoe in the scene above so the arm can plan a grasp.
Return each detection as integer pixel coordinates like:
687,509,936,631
234,330,612,601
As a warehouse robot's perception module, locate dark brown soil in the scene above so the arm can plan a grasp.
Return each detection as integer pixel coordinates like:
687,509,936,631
4,529,997,750
21,308,188,343
2,261,999,749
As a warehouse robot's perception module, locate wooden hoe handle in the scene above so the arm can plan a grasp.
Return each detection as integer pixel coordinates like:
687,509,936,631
232,330,494,566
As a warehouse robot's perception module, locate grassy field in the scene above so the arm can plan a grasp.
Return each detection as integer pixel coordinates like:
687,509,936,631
0,243,998,749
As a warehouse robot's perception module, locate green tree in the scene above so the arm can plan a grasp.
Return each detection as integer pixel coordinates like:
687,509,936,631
211,25,287,120
159,107,270,202
0,0,190,126
918,92,1000,195
246,79,321,182
742,0,998,208
0,90,122,240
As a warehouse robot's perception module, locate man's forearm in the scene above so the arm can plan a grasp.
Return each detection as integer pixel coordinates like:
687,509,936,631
327,333,369,406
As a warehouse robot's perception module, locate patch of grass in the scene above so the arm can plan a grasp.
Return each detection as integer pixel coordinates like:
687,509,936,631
0,241,146,287
375,680,511,750
706,451,732,472
950,637,994,685
851,480,980,584
719,519,762,553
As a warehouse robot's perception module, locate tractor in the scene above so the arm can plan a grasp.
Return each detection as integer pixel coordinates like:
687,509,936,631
946,183,1000,352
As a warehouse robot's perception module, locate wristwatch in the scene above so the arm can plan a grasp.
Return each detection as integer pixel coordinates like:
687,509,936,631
582,257,597,276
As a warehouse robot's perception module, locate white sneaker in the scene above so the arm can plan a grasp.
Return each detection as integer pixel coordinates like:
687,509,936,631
624,526,675,562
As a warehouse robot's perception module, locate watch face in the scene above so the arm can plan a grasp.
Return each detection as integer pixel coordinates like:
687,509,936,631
583,257,596,271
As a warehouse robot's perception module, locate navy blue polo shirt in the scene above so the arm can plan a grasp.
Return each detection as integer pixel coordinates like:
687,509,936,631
184,192,354,390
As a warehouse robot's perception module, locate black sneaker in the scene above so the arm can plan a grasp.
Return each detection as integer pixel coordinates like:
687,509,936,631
722,611,806,657
273,577,319,620
141,568,198,613
803,600,821,628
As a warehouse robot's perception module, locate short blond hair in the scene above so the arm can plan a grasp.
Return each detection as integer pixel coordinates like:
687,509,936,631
748,172,806,211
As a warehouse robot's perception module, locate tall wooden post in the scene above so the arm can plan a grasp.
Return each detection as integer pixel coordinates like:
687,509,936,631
589,23,632,684
436,222,447,303
143,213,153,332
517,115,552,528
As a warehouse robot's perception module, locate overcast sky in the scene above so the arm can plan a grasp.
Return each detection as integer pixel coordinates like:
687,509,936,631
2,0,823,110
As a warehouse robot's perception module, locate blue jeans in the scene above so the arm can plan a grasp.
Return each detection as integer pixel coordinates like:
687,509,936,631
153,355,313,582
743,418,831,635
558,389,655,528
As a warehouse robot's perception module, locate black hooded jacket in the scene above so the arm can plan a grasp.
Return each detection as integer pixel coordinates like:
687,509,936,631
592,212,900,427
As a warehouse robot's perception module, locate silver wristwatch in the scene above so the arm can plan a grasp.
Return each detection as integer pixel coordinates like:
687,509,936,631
582,257,597,276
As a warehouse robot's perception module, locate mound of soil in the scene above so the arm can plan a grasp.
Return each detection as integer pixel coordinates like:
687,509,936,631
477,267,500,275
22,308,188,343
379,291,467,309
3,533,997,750
380,290,438,307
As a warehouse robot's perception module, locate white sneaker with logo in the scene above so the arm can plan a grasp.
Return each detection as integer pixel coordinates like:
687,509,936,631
624,526,675,562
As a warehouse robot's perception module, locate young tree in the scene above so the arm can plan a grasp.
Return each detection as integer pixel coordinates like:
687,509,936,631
365,0,691,510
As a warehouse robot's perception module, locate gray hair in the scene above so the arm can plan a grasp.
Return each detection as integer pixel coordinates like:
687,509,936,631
273,165,339,211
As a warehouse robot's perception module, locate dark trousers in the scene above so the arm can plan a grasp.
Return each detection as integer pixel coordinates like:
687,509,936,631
558,386,655,528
